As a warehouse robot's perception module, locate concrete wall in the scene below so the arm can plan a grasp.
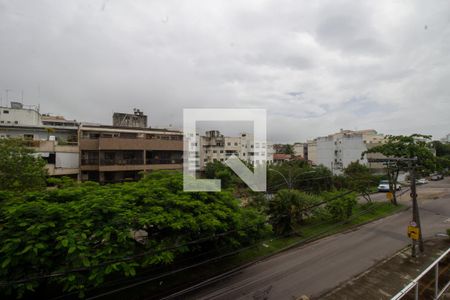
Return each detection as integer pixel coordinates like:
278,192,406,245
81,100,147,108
307,141,317,165
0,107,41,126
316,138,335,170
315,135,368,174
56,152,79,169
293,143,304,157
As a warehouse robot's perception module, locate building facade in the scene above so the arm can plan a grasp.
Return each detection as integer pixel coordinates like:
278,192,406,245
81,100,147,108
198,130,273,170
0,102,80,178
112,109,148,128
79,124,183,182
293,142,305,158
306,129,386,174
1,103,184,182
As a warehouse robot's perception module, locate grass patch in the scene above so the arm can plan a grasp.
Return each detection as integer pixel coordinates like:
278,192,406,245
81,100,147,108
228,202,405,267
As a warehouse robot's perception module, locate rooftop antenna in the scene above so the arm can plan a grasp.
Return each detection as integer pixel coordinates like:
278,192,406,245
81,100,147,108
5,89,11,105
21,90,24,104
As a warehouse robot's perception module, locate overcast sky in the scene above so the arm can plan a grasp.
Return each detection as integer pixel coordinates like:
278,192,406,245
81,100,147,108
0,0,449,142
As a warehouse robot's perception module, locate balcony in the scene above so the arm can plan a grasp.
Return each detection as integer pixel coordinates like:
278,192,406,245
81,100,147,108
81,158,99,165
146,158,183,165
100,158,144,165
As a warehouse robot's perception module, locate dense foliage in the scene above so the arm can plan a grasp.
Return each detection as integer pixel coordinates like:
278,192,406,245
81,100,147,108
431,141,450,173
364,134,436,204
0,172,269,298
274,144,294,155
266,188,358,235
343,161,378,203
0,138,47,191
323,191,358,221
268,189,321,235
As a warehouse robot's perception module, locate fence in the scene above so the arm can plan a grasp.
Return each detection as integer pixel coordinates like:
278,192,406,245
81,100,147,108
392,247,450,299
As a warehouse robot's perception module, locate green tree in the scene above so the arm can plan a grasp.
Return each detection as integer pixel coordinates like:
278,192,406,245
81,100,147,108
0,171,269,298
363,134,436,205
344,161,375,203
0,138,47,191
274,144,294,155
431,141,450,172
268,189,320,235
323,191,358,221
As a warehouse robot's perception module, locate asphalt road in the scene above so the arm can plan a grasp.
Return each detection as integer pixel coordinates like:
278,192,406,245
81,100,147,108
186,178,450,300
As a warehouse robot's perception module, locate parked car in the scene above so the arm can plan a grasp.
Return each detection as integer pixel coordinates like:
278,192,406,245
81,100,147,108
377,180,401,192
416,178,428,185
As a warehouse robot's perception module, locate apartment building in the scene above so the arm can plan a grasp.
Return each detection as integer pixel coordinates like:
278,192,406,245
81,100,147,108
0,102,80,178
293,142,306,158
0,103,184,182
79,124,183,182
306,140,317,164
304,129,386,174
198,130,273,170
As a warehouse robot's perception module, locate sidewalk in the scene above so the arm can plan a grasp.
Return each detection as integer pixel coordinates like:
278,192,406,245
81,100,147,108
319,238,450,299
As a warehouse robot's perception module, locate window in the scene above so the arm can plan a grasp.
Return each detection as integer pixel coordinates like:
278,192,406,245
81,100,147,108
227,142,231,146
14,121,18,124
213,150,217,153
220,150,223,153
234,142,238,146
3,110,9,114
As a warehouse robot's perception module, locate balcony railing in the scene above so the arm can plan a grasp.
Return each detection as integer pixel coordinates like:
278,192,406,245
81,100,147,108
392,247,450,300
81,158,99,165
100,159,144,165
146,158,183,165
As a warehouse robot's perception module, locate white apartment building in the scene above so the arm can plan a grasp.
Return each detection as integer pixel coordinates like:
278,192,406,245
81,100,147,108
308,129,384,174
0,102,80,178
293,142,305,158
198,130,273,170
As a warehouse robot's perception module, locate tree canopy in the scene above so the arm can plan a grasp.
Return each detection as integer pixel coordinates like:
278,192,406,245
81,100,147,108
0,171,269,298
0,138,47,191
343,161,376,203
363,134,436,204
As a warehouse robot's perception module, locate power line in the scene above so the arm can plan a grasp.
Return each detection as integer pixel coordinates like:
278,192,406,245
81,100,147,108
0,186,361,288
0,172,386,291
86,201,388,300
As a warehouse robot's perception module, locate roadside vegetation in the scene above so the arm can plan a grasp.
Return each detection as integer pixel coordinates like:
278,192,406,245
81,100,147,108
0,136,441,299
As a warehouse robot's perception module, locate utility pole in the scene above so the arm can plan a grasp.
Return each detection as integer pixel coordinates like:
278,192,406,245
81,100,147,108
410,162,424,257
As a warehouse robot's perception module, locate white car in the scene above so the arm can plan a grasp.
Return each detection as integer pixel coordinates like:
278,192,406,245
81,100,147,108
416,178,428,185
377,180,401,192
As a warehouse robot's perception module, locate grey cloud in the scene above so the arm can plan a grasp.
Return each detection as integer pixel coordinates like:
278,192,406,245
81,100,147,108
0,0,449,141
